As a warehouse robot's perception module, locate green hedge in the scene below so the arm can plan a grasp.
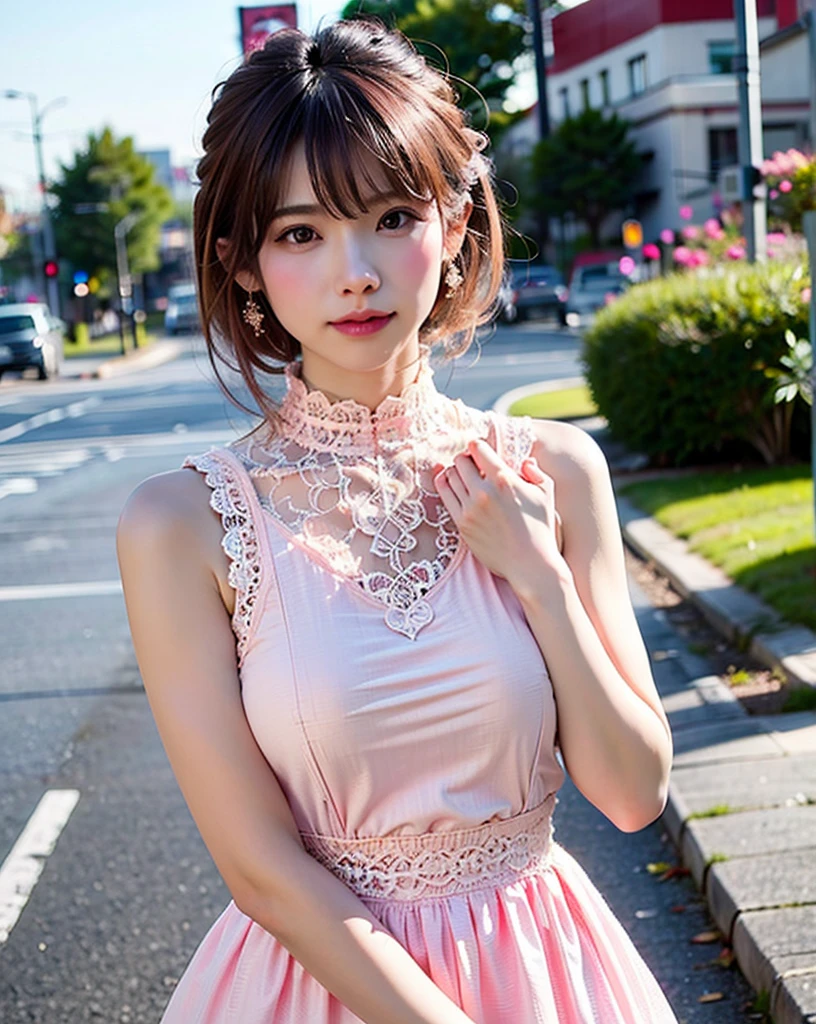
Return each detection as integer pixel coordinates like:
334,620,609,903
582,262,811,466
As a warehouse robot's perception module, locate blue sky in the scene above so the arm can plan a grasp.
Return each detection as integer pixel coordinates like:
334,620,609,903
1,1,582,213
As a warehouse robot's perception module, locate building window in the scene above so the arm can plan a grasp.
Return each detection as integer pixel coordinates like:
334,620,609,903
599,68,610,106
628,54,648,96
559,87,570,119
709,40,735,74
709,127,739,181
580,78,591,110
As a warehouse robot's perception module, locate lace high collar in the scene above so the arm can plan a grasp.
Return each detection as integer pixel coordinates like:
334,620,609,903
274,348,452,457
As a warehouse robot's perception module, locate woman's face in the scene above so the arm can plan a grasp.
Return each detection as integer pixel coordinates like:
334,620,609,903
228,141,468,390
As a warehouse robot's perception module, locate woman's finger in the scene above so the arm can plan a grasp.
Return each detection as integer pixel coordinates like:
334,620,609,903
444,466,469,505
433,467,462,518
453,452,483,491
466,438,504,482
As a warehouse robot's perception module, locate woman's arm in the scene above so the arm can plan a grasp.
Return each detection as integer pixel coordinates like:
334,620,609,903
116,470,477,1024
435,425,672,834
515,421,673,832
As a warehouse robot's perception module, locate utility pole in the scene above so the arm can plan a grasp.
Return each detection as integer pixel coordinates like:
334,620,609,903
527,0,550,140
809,7,816,152
733,0,766,262
3,91,66,314
806,8,816,538
527,0,551,252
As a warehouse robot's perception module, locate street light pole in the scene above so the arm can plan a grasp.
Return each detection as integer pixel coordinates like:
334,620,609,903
733,0,767,262
3,91,66,314
114,212,139,355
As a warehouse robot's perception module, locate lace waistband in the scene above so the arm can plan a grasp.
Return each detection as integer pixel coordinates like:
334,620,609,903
299,795,557,904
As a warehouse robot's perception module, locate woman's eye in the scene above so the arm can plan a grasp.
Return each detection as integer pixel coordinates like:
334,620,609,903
380,209,419,231
279,225,317,245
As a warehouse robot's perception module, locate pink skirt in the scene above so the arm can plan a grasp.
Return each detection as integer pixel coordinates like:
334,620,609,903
160,797,678,1022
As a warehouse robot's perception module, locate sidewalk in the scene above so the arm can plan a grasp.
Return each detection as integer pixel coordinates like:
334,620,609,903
495,385,816,1024
62,334,188,380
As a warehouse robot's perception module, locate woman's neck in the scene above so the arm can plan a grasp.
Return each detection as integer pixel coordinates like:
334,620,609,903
298,342,425,412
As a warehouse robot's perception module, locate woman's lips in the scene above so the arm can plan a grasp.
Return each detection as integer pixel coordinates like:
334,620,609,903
330,313,396,336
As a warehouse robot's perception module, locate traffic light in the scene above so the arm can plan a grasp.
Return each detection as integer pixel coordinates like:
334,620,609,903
43,259,59,278
622,219,643,249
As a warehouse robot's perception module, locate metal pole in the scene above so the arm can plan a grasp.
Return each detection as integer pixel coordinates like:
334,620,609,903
733,0,767,262
809,9,816,152
804,211,816,540
27,95,60,317
527,0,550,140
114,212,139,355
527,0,551,252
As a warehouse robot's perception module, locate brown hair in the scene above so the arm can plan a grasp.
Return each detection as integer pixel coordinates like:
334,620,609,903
194,16,509,425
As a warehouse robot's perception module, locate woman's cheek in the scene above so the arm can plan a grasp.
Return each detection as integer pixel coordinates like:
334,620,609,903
262,258,306,313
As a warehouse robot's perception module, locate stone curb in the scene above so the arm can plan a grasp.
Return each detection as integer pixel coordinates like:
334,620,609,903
493,380,816,1023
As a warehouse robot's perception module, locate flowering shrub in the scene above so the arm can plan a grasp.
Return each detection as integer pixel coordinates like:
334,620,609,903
582,260,811,465
762,149,816,232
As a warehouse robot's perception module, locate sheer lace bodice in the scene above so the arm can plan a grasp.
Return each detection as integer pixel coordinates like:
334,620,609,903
225,349,532,640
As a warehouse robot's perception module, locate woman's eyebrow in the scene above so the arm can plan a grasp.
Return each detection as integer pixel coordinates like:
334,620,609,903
271,191,413,220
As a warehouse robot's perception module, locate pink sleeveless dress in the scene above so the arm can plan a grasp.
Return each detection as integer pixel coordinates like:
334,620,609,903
166,351,677,1023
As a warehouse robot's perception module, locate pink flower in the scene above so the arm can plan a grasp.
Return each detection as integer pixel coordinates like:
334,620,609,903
703,218,724,240
690,249,710,267
643,243,661,260
673,245,693,265
769,189,779,199
802,287,812,304
766,232,787,245
682,225,699,240
679,205,694,220
779,179,793,193
726,244,746,260
660,228,675,244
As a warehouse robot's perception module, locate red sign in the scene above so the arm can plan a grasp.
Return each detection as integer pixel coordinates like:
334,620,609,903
239,5,298,57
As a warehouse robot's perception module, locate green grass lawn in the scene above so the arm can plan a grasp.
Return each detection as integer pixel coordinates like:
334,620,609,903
618,465,815,632
508,384,598,420
64,332,156,358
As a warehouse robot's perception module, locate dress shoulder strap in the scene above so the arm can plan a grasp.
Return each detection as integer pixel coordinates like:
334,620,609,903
180,447,272,667
491,411,536,473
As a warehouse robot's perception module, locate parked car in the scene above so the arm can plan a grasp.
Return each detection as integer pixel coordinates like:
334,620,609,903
498,263,568,324
0,303,64,381
564,263,629,328
164,283,200,335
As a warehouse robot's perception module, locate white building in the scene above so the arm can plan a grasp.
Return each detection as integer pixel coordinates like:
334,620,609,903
505,0,813,245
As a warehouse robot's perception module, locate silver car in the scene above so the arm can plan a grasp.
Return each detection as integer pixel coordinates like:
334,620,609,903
164,283,201,335
564,264,629,328
0,303,65,380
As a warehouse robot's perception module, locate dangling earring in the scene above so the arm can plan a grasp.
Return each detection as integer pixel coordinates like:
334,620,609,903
444,258,463,299
242,289,265,337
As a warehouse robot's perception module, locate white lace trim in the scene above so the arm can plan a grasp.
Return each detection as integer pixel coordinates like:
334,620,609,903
181,451,262,665
299,794,556,902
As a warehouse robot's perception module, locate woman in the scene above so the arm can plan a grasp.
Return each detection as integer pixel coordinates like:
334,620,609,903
116,17,677,1023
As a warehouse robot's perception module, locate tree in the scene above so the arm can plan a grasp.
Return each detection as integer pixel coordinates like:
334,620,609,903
341,0,530,142
50,127,174,297
530,108,642,248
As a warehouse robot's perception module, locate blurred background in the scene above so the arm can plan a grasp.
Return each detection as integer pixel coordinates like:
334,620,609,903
1,3,814,1022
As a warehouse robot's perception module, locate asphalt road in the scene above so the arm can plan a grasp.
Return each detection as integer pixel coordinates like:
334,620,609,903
0,323,760,1022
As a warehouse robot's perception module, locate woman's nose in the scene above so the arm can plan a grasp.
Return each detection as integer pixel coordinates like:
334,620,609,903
335,236,380,295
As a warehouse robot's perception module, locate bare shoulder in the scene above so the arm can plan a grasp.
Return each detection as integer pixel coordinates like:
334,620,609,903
527,417,608,489
117,466,235,615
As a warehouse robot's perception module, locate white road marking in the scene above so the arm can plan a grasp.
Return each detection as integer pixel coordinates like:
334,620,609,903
0,477,38,501
0,397,102,445
0,581,122,602
0,789,80,944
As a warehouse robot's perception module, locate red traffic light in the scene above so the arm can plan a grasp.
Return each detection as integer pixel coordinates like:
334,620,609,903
43,260,59,278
